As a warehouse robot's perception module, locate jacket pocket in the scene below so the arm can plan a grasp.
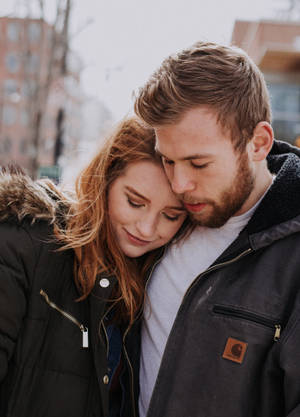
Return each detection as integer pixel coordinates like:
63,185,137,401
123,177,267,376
40,289,89,348
213,305,281,341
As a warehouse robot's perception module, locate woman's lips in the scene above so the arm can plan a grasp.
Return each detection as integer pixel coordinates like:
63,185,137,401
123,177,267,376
183,202,207,213
124,229,151,246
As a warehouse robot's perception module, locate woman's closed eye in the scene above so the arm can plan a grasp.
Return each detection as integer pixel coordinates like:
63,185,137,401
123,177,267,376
127,196,144,208
163,212,183,222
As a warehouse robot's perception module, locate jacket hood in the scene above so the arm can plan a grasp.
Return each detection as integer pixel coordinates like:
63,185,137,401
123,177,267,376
243,140,300,250
0,166,71,224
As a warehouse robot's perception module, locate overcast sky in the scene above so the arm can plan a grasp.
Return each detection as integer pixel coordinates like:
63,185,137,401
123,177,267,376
1,0,287,120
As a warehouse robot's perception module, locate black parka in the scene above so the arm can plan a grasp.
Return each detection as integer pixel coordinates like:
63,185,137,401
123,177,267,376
0,172,117,417
124,140,300,417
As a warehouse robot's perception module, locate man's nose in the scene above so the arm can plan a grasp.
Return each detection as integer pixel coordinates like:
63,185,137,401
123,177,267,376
171,166,196,195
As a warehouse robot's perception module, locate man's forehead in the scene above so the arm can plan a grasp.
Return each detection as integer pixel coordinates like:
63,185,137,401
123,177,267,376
154,119,236,162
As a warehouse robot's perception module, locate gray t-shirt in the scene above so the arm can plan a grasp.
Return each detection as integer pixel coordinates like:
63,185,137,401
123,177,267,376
138,196,266,417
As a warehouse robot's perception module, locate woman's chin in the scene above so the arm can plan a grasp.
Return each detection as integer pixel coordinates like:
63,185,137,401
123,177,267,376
122,246,148,258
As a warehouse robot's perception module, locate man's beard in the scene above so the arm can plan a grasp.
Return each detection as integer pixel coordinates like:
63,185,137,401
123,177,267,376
186,153,255,228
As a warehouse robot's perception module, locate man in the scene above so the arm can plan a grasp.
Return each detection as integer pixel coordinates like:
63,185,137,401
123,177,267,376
127,42,300,417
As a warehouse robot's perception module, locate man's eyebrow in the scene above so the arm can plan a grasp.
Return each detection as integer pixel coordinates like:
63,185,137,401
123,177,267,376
155,148,213,161
125,186,150,203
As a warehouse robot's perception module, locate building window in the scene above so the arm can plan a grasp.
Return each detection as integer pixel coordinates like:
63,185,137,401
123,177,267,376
3,137,12,153
19,138,28,154
7,22,20,42
20,109,30,126
269,83,300,114
25,53,40,73
3,105,17,126
28,22,41,42
44,137,54,151
3,79,18,96
269,82,300,143
22,80,37,97
5,53,20,73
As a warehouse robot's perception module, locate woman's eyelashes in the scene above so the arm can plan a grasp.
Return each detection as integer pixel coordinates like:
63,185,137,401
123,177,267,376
126,195,144,208
163,212,181,221
126,194,183,222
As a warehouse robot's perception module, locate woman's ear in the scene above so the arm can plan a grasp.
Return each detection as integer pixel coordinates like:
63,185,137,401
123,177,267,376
248,122,274,162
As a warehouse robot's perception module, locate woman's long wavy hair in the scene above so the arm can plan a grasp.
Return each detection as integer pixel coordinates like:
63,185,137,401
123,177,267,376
56,117,189,324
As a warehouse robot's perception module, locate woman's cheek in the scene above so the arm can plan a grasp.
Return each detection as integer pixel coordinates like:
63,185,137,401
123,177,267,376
161,221,182,241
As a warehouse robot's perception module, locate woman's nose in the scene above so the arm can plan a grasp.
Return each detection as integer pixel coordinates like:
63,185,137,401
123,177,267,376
136,215,157,239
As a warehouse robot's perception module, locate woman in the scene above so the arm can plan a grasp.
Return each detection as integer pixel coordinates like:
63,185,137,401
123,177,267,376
0,117,188,417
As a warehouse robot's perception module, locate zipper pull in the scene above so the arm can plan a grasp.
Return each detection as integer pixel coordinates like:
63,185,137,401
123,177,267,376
274,324,281,342
81,326,89,348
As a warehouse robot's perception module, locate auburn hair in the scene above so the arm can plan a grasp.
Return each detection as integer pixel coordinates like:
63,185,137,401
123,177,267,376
55,117,188,324
134,41,271,152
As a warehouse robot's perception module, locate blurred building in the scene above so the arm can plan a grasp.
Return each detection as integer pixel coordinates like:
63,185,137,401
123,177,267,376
0,16,83,180
61,97,113,186
232,20,300,145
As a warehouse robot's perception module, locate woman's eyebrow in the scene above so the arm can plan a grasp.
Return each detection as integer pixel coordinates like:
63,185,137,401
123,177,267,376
125,186,150,203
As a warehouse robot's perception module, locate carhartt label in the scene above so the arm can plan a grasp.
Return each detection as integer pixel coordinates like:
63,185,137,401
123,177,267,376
222,337,248,364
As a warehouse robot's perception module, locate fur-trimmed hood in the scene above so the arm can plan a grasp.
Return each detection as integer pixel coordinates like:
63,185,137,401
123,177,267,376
0,166,71,224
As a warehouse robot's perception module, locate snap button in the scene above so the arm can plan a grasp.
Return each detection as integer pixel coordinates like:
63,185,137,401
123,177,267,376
99,278,110,288
103,374,109,384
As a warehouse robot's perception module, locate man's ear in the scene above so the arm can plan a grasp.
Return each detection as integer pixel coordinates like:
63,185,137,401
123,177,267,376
248,122,274,162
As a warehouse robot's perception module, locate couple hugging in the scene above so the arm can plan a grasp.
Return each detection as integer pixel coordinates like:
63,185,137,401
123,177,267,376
1,41,300,417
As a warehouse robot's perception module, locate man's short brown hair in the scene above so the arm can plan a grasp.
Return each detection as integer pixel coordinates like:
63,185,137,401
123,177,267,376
134,42,271,151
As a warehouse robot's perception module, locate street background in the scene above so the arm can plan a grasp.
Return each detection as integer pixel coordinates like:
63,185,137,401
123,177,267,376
0,0,298,182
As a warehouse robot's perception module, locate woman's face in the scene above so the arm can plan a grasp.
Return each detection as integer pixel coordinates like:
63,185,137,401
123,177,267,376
108,160,187,258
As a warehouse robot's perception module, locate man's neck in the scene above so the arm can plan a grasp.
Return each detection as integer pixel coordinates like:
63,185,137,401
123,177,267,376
235,168,273,217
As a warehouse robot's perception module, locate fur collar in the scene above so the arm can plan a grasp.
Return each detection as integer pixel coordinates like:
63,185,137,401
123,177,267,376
0,166,70,224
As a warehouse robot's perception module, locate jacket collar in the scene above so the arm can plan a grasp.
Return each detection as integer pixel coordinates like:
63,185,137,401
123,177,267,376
212,140,300,263
89,273,117,343
246,140,300,235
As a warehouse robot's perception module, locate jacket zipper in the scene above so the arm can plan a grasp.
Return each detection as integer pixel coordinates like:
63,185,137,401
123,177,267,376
99,301,118,358
122,325,137,417
40,289,89,348
123,250,166,417
213,305,281,341
182,248,253,303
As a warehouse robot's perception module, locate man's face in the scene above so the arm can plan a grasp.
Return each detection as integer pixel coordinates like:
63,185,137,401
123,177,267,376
155,107,256,228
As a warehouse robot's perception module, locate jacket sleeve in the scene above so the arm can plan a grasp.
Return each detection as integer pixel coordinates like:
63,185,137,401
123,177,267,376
278,303,300,416
0,222,35,382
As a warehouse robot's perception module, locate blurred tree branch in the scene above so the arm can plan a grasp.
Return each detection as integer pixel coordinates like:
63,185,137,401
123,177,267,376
23,0,72,178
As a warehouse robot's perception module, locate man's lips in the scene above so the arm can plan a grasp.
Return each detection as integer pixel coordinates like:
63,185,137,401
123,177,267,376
183,202,207,212
124,229,152,246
